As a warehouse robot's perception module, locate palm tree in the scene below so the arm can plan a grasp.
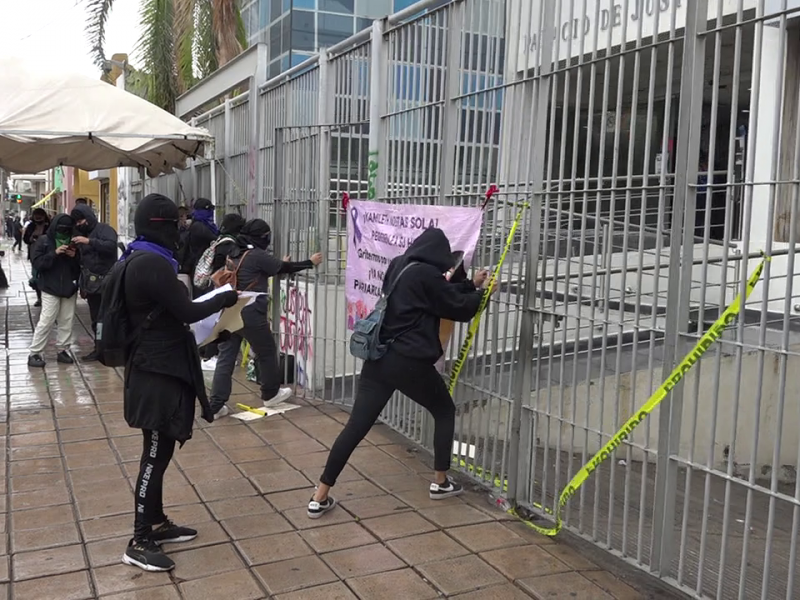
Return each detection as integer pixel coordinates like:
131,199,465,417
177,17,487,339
85,0,246,113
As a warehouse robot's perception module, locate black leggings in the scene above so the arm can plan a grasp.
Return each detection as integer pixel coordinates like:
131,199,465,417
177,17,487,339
134,430,176,540
320,350,456,487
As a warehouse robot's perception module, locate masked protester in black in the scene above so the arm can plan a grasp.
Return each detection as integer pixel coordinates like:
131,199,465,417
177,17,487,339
120,194,238,573
70,203,119,362
22,208,50,306
308,228,491,519
208,218,323,418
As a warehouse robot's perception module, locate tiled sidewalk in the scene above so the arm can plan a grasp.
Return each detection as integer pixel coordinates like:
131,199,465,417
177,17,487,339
0,247,666,599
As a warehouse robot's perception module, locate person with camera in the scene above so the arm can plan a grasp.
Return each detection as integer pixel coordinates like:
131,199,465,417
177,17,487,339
28,214,82,367
70,201,119,361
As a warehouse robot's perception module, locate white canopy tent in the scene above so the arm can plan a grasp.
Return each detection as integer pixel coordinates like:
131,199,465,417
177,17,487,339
0,59,213,177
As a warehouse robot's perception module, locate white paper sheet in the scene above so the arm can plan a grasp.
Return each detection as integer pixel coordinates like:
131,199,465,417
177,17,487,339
191,285,261,347
230,402,300,421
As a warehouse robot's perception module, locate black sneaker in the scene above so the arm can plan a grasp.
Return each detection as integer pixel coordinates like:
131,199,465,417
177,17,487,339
27,354,45,368
56,351,74,364
429,477,463,500
122,538,175,572
81,350,99,362
307,495,337,519
33,300,41,308
149,519,198,545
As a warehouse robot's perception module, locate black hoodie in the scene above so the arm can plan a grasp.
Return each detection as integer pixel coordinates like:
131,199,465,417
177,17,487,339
379,228,484,363
30,214,81,298
71,204,118,278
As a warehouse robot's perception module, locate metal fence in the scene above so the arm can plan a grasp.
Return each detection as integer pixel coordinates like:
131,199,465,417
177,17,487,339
138,0,800,598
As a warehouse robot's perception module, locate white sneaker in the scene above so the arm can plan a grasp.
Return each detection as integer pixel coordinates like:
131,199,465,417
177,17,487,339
263,387,293,408
214,405,230,420
201,357,218,371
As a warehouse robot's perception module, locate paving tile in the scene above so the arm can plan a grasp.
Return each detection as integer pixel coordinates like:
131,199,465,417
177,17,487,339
265,487,316,511
300,522,377,553
10,431,58,447
220,513,294,540
173,450,230,469
59,426,108,443
65,451,119,470
54,415,104,430
12,571,93,600
501,521,556,546
237,458,295,478
93,564,173,596
419,504,493,528
207,496,274,520
10,445,62,461
194,477,257,502
162,502,213,525
171,543,244,580
224,446,280,463
179,569,264,600
181,463,242,484
271,438,327,457
448,522,528,553
387,531,470,565
249,469,312,494
369,473,430,493
12,522,81,553
361,512,437,541
12,544,87,580
283,450,331,471
347,568,439,600
80,514,132,542
340,494,411,520
11,473,66,493
12,503,75,531
101,584,181,599
283,504,355,530
237,532,313,566
10,457,62,476
160,521,230,551
86,535,130,568
583,571,646,600
519,572,615,599
452,583,534,599
253,555,338,595
544,543,601,571
481,546,571,580
69,465,125,486
417,555,507,596
393,487,464,510
322,543,405,579
331,480,385,501
274,581,357,600
9,420,55,435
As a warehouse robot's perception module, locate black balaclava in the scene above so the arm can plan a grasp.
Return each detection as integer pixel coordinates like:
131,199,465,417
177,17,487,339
134,193,181,250
32,208,47,224
238,219,271,250
220,214,246,237
70,204,98,235
49,214,75,248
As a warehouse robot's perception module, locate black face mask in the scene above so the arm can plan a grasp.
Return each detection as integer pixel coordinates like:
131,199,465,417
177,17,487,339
34,218,43,224
77,223,91,234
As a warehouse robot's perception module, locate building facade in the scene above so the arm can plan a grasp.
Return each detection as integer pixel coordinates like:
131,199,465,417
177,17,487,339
240,0,447,77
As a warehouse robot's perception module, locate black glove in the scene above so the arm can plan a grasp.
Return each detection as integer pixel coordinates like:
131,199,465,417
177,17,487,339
218,290,239,309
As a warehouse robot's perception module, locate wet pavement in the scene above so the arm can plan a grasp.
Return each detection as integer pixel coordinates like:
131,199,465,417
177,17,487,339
0,244,670,599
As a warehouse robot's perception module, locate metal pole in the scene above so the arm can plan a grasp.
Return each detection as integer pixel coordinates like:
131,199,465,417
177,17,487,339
507,0,557,506
224,98,233,210
317,51,332,274
368,18,387,202
249,44,268,219
651,0,708,576
271,127,285,334
437,0,465,205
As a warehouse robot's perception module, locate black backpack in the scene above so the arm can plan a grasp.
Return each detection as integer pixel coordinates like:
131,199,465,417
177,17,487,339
96,254,160,368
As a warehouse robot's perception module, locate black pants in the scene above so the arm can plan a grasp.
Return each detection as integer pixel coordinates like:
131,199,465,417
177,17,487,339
134,430,176,540
209,301,280,412
320,350,456,487
12,237,21,251
86,293,102,337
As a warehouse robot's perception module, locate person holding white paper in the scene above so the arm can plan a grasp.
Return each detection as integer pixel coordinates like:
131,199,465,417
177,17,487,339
209,219,323,418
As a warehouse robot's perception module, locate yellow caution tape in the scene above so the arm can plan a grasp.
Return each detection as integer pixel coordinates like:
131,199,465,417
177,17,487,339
448,202,530,395
507,255,769,536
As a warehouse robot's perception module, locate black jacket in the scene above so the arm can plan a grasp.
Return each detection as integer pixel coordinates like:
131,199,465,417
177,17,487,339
179,220,217,276
123,251,235,443
23,218,50,260
72,204,118,277
30,214,81,298
379,228,484,363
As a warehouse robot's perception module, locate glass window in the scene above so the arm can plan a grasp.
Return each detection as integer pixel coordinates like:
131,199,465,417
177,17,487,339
293,0,315,8
291,51,312,67
283,0,291,10
259,0,270,28
356,0,391,19
291,10,316,52
319,13,353,47
269,19,282,59
269,60,282,78
356,18,371,33
271,0,283,17
320,0,354,13
281,13,292,53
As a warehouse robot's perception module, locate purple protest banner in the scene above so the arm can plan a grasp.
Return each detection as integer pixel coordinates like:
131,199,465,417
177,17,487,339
345,200,483,330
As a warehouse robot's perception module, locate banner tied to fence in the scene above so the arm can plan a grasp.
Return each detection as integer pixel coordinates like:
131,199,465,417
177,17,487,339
345,200,483,330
